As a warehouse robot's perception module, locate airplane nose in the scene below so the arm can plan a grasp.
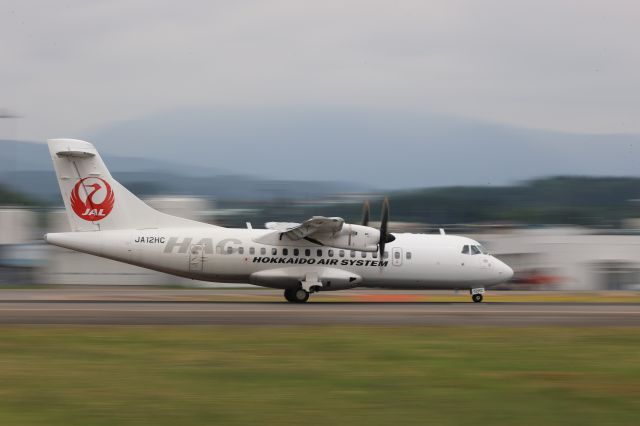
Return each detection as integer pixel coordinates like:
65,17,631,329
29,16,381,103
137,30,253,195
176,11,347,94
490,258,513,282
499,262,514,281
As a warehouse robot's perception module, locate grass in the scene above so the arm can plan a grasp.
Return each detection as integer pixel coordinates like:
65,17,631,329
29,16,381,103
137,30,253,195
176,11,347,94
0,326,638,425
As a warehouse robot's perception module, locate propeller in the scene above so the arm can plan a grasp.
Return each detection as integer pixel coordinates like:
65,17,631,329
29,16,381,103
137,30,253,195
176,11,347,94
378,197,395,261
361,201,370,226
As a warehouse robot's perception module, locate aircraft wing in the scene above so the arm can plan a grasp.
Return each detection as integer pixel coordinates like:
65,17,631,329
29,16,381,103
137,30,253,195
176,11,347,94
265,216,344,240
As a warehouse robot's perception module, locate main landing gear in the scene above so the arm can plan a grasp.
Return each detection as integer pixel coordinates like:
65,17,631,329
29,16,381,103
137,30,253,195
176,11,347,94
284,288,310,303
285,274,321,303
470,288,485,303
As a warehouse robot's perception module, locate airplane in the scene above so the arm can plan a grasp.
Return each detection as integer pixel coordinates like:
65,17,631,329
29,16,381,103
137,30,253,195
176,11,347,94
44,138,514,303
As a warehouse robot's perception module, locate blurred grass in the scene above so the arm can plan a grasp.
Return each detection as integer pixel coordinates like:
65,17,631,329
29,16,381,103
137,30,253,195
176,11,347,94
0,327,639,425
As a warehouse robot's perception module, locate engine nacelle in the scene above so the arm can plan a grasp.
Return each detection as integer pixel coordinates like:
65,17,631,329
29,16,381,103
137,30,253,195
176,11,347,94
314,224,380,252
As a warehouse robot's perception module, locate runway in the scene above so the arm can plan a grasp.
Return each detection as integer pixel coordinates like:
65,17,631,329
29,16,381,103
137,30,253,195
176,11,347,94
0,288,639,325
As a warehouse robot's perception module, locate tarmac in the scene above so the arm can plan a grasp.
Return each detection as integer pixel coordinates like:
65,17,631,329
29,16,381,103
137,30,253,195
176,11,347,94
0,288,638,326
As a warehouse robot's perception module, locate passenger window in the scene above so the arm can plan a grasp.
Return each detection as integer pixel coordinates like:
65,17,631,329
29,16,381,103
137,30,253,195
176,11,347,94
272,248,277,255
294,248,299,256
305,249,311,256
328,249,334,257
350,251,356,258
372,251,378,259
406,252,412,260
227,246,233,254
317,249,323,256
384,251,389,259
461,245,469,255
249,247,255,255
394,251,400,259
260,247,266,255
283,248,289,256
339,250,345,257
361,251,367,258
238,247,244,255
471,245,481,255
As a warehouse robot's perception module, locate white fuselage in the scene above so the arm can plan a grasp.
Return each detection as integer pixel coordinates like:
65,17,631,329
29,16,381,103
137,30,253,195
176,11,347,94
45,227,513,290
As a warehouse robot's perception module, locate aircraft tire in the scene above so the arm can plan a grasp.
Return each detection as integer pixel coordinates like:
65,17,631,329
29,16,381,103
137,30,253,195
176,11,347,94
283,288,296,303
293,288,310,303
472,294,483,303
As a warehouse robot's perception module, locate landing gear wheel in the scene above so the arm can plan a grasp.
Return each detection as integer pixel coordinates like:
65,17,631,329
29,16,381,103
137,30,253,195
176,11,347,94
293,288,310,303
472,294,483,303
283,288,310,303
283,288,296,303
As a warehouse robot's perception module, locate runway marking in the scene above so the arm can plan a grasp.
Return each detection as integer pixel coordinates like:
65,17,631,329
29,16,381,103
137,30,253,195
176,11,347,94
0,308,639,315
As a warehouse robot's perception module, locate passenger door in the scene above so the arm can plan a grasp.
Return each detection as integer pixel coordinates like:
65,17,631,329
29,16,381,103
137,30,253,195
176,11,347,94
188,244,205,273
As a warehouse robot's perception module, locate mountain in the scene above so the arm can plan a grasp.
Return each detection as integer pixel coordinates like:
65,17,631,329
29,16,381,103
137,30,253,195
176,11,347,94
87,106,640,189
0,140,368,202
0,139,221,176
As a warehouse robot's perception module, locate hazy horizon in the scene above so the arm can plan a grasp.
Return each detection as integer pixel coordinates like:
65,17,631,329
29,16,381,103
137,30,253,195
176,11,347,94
2,1,639,187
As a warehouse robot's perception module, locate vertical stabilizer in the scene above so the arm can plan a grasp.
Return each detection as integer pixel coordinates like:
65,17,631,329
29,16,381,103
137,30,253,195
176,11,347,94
48,139,213,231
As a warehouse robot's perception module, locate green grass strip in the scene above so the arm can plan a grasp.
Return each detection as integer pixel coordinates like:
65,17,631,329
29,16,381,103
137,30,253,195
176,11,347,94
0,326,638,425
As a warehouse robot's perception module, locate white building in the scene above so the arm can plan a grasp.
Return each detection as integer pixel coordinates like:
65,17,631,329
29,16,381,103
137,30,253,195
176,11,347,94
0,208,37,244
471,228,640,290
0,208,40,284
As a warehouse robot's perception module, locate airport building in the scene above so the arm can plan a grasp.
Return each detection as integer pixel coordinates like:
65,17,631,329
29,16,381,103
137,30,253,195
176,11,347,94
0,209,41,284
474,228,640,290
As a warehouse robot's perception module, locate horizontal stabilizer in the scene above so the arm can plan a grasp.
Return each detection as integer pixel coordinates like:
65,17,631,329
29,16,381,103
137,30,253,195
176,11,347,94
55,150,95,158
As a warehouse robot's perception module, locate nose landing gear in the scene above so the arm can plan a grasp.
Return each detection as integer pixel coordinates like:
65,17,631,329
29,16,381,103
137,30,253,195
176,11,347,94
470,288,485,303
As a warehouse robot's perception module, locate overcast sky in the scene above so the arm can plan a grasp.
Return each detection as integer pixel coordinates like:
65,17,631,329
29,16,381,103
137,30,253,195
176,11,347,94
2,0,640,143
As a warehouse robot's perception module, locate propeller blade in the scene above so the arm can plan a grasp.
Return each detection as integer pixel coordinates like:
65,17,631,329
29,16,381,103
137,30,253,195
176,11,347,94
361,201,370,226
379,197,389,260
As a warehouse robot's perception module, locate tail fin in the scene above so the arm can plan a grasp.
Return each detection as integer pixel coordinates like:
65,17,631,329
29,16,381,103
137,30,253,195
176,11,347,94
48,139,212,231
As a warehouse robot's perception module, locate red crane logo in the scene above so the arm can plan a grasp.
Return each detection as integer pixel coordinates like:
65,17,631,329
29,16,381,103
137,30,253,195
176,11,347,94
70,177,115,221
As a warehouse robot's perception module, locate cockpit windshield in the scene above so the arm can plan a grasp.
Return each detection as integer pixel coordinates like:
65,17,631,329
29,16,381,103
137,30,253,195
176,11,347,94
461,244,486,255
